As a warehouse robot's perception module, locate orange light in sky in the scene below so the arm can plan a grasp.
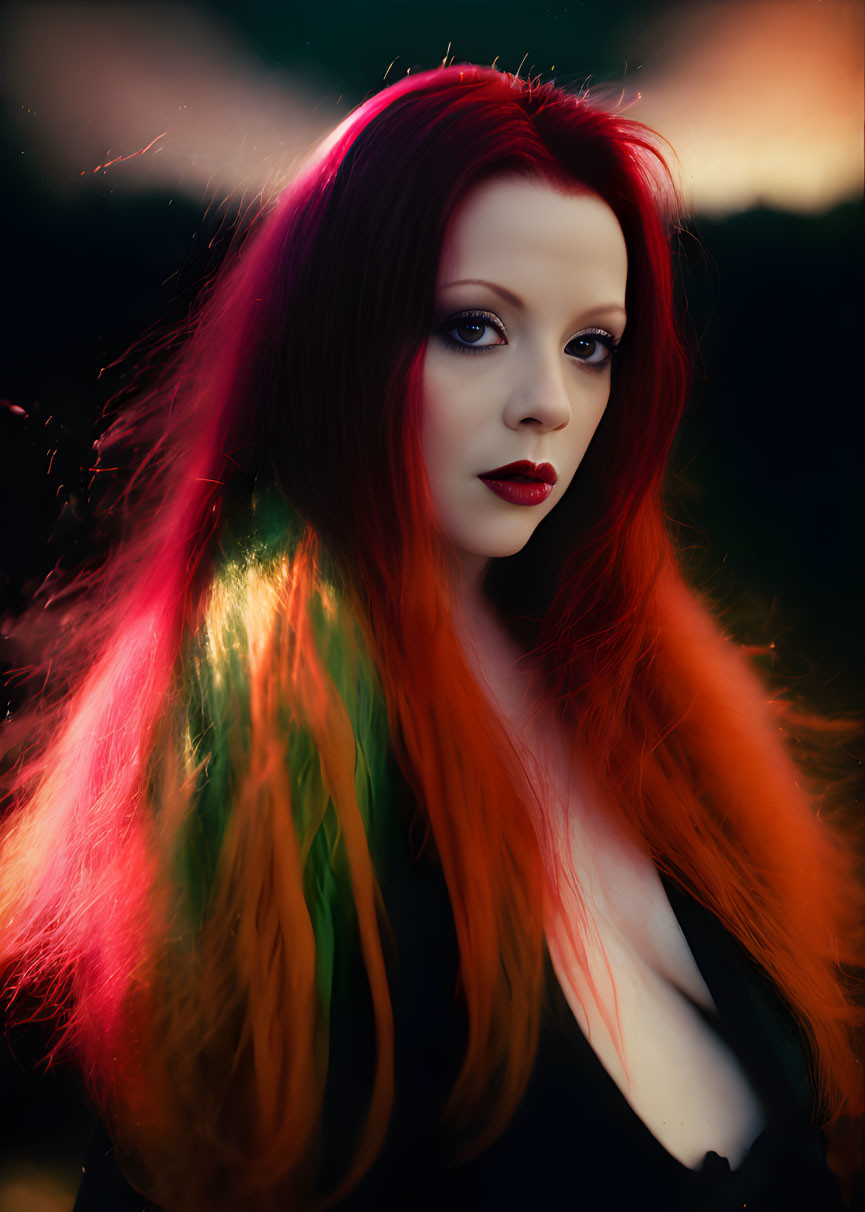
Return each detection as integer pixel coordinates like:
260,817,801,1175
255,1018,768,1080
2,0,861,214
630,0,863,213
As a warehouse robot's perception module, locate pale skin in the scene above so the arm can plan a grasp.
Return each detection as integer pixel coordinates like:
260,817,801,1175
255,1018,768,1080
421,175,765,1169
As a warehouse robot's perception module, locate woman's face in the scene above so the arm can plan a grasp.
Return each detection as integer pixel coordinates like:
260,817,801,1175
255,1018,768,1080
421,175,628,568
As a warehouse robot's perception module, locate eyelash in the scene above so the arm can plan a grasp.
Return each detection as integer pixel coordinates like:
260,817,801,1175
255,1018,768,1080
434,309,621,367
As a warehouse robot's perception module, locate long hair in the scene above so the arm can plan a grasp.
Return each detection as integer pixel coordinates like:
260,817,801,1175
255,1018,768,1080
1,65,862,1209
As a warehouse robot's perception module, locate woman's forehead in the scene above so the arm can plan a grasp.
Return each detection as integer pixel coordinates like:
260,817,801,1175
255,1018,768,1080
436,177,628,313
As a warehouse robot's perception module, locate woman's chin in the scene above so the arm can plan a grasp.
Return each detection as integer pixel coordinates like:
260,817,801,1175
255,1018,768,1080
453,531,536,563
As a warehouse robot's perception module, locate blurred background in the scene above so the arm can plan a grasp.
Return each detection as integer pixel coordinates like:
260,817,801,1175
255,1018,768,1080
0,0,862,1207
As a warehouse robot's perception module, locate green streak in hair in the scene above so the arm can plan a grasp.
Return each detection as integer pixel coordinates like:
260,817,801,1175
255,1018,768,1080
169,489,392,1018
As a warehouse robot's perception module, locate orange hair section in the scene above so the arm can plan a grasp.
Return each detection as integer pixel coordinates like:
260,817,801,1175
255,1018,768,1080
541,499,865,1126
99,535,396,1211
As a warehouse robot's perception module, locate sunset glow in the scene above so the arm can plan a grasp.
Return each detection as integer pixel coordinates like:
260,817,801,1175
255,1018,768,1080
2,0,861,214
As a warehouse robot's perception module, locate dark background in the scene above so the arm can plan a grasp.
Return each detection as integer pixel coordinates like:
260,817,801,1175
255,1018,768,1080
0,1,862,1206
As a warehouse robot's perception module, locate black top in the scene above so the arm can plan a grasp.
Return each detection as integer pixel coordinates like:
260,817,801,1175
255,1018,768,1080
75,770,851,1211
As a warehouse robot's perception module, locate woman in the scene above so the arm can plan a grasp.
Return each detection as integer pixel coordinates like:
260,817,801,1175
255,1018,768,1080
0,65,861,1210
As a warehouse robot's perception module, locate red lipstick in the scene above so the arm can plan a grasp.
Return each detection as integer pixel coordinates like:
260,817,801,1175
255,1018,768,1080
478,460,557,506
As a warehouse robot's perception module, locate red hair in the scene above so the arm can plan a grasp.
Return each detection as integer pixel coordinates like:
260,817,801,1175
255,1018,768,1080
0,65,862,1208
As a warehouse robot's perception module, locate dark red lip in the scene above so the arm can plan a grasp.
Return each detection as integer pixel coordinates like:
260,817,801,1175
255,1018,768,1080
478,460,558,485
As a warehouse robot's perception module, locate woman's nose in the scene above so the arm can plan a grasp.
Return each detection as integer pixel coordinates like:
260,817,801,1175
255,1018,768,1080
502,343,572,432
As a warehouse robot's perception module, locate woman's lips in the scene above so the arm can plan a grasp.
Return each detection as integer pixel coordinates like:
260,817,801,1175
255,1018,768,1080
478,460,557,506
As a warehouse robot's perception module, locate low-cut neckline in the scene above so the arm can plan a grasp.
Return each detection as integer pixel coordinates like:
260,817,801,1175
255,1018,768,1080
542,871,770,1177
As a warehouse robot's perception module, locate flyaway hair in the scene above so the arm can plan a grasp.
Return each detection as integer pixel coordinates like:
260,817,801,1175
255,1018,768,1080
1,65,862,1209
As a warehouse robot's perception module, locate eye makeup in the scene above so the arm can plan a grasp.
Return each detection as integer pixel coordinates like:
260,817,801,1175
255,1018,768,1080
434,309,507,354
564,327,621,368
434,308,621,367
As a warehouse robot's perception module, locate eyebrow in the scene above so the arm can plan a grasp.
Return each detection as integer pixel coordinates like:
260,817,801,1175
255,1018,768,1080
440,278,627,323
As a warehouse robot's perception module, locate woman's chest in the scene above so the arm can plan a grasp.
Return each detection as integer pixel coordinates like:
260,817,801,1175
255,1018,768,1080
335,745,838,1210
528,736,766,1168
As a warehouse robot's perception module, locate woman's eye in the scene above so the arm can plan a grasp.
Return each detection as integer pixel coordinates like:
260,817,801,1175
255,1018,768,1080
436,311,507,353
435,314,620,364
565,330,619,368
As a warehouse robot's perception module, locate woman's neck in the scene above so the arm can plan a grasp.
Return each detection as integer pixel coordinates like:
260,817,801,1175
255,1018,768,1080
449,552,540,735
